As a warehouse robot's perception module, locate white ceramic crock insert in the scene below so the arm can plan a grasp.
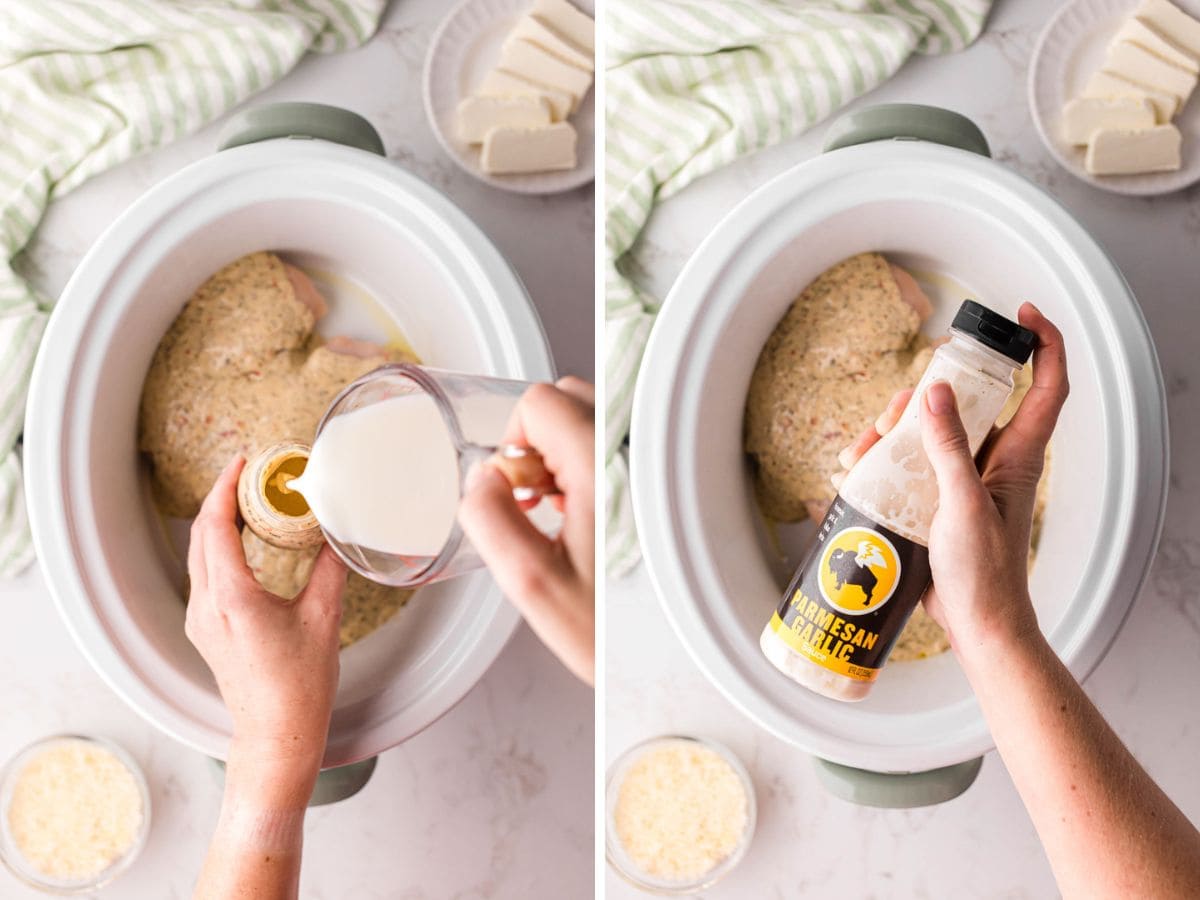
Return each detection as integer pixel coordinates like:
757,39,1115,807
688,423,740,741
631,114,1167,778
25,128,553,768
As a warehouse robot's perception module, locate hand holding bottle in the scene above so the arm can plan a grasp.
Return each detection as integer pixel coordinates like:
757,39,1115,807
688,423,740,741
762,300,1040,701
835,302,1067,657
838,303,1200,898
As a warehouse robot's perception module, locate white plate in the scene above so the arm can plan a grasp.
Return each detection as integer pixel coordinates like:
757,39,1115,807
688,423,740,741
1029,0,1200,195
424,0,595,194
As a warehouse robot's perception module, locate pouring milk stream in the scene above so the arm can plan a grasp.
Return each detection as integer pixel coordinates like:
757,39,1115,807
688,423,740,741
287,392,467,559
760,301,1037,702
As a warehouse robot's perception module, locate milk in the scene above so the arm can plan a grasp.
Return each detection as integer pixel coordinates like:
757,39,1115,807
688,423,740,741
760,301,1035,702
288,393,464,558
288,388,523,559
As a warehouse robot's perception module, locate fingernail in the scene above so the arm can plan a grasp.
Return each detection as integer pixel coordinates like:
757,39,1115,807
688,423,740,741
836,446,855,470
926,381,955,415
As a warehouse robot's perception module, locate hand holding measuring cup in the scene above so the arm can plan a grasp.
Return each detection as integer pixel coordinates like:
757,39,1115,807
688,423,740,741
459,377,595,686
283,365,567,587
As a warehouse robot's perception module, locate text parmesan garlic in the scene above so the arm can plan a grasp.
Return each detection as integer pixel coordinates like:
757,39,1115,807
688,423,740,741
7,739,144,881
613,740,749,884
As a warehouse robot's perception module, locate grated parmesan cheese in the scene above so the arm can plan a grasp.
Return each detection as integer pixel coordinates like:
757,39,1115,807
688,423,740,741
613,740,749,883
6,739,144,881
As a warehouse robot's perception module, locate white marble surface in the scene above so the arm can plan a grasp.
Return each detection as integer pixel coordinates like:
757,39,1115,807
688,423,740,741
606,0,1200,897
0,1,593,897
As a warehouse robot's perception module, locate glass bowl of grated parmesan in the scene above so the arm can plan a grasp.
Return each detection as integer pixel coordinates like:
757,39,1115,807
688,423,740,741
0,735,151,893
606,735,757,894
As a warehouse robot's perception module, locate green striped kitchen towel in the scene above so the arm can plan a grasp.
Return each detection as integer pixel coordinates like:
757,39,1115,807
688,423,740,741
605,0,991,576
0,1,385,578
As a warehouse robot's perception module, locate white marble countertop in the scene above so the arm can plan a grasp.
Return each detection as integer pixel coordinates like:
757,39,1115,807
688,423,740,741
606,0,1200,897
1,1,594,897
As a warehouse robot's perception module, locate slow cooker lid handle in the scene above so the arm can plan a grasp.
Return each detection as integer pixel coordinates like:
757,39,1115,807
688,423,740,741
822,103,991,158
217,102,386,157
813,755,984,808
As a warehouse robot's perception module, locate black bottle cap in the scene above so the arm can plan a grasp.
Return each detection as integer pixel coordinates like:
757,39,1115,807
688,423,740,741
951,300,1037,364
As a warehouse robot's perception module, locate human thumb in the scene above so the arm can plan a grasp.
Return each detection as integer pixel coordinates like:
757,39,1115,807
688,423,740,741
920,381,985,500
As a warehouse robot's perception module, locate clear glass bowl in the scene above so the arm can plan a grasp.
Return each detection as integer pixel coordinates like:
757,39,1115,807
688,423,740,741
605,735,757,894
0,735,151,894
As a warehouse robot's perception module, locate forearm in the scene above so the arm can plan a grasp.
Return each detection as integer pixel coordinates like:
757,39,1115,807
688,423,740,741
193,740,319,900
959,618,1200,898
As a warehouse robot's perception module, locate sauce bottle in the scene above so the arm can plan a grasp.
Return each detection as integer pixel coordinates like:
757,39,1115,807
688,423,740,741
237,440,324,550
759,301,1037,702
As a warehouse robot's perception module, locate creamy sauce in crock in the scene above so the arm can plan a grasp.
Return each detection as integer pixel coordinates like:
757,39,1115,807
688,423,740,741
745,253,935,523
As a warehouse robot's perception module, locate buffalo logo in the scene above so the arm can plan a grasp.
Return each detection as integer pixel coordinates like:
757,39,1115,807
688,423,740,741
817,527,901,616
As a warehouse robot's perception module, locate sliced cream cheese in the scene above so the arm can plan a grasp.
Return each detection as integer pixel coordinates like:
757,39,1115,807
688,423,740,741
480,122,578,174
1084,70,1178,121
1085,123,1182,174
532,0,595,55
478,69,573,121
1104,40,1198,103
1137,0,1200,59
457,95,552,143
512,14,593,71
1116,18,1200,73
1062,96,1156,144
499,37,593,108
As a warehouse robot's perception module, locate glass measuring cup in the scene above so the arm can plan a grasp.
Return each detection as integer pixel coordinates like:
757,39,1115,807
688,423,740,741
295,364,561,588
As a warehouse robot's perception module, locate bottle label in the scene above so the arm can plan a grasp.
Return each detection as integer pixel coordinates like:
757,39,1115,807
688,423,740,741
768,494,931,682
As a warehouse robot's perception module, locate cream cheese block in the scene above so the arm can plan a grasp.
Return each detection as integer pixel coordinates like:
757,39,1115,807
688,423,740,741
1085,124,1182,174
1084,70,1178,121
512,14,593,71
1117,17,1200,73
1062,96,1156,144
532,0,595,55
1104,41,1198,104
499,37,593,108
480,122,578,174
457,95,553,143
1137,0,1200,59
478,69,573,121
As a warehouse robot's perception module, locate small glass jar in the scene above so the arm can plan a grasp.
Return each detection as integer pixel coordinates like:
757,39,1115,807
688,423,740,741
606,735,756,894
0,735,151,894
237,440,324,550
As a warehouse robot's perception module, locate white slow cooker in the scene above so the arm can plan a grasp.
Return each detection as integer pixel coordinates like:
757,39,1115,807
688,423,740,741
631,105,1168,805
24,104,553,772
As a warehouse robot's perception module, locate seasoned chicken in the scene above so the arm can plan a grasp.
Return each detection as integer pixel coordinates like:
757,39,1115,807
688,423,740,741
139,251,414,517
140,251,418,648
744,253,935,523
